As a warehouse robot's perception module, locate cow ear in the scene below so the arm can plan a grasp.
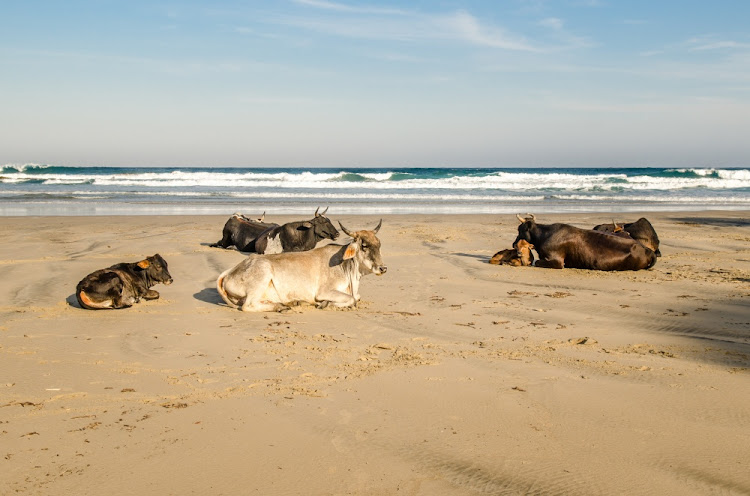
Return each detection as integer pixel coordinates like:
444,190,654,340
297,222,313,231
137,259,150,269
343,241,357,260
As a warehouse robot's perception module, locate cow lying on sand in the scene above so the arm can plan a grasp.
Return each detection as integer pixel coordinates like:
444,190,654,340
210,212,278,251
76,254,173,309
514,214,657,271
592,217,661,256
217,221,386,312
251,207,339,254
489,239,535,266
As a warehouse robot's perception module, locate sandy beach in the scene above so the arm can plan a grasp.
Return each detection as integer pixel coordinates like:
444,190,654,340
1,211,749,495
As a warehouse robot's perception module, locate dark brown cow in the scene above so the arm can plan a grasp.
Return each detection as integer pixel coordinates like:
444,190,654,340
76,254,173,309
489,239,535,266
593,218,661,256
514,214,656,271
211,212,278,251
252,207,339,254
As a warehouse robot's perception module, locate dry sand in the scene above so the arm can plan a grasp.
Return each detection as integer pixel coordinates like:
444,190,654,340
1,212,749,495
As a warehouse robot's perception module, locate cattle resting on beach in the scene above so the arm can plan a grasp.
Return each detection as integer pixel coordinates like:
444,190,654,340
514,214,657,271
76,254,173,309
251,207,340,254
216,220,386,312
211,212,278,251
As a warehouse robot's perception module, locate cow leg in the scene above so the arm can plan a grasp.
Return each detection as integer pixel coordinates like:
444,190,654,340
210,237,229,248
210,228,233,248
315,290,357,309
240,277,285,312
98,274,135,308
143,289,160,300
535,257,564,269
113,292,137,308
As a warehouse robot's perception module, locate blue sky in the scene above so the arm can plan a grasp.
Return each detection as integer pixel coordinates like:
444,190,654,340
1,0,749,167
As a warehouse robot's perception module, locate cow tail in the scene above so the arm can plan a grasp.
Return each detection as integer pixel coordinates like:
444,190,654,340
77,289,111,309
216,269,238,309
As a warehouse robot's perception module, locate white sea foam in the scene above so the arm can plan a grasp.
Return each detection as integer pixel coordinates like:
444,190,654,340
2,166,749,215
4,168,749,191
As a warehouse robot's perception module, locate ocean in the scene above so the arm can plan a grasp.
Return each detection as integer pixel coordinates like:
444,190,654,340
1,164,749,216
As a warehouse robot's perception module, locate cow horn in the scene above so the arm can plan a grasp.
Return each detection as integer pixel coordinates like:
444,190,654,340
372,219,382,234
338,221,355,237
314,207,320,217
259,211,265,222
526,213,536,221
321,206,329,215
516,214,526,224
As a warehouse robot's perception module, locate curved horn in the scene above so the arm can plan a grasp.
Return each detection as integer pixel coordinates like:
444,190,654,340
314,207,320,217
259,211,265,222
321,206,329,215
372,219,382,234
516,214,526,224
526,213,536,222
338,221,355,238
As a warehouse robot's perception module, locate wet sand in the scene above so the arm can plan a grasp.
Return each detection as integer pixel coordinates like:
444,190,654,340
1,212,749,495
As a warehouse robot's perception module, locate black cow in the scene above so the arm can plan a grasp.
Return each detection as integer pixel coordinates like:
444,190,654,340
593,218,661,256
252,207,340,254
514,214,657,271
76,254,173,309
211,212,278,251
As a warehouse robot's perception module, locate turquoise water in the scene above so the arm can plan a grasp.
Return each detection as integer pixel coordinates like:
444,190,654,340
1,165,748,215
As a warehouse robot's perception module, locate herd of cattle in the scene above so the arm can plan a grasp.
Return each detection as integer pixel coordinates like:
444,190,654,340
75,210,661,312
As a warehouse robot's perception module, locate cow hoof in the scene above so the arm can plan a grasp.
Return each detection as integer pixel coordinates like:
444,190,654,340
316,301,330,309
276,305,292,313
143,290,160,300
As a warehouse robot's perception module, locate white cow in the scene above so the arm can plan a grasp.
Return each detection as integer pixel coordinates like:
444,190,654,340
217,221,386,312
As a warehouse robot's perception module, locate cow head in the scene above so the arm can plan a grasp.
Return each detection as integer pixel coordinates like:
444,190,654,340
306,207,339,241
339,220,387,276
137,254,173,285
513,213,537,247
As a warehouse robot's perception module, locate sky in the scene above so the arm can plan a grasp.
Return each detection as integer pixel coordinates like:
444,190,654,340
1,0,749,168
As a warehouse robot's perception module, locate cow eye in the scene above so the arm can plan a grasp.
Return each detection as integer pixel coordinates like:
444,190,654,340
361,243,368,250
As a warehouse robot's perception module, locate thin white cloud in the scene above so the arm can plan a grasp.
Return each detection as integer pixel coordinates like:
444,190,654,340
434,10,537,50
690,40,750,51
239,95,341,105
539,17,563,30
685,36,750,52
535,16,592,49
292,0,408,15
276,8,539,51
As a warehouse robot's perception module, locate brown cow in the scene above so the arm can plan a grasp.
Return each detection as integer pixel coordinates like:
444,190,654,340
489,239,535,266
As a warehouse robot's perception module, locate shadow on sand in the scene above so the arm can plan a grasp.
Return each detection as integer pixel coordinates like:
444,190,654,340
671,216,750,228
66,294,84,309
453,252,492,263
194,287,225,306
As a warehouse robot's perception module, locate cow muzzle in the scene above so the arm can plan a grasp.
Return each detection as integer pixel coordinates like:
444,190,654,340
375,265,387,276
